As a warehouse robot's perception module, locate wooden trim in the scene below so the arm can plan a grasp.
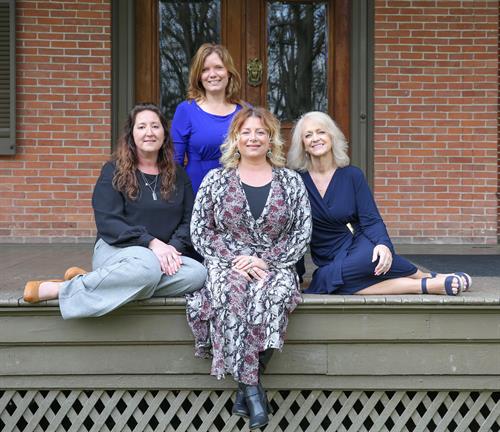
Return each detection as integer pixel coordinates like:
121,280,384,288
332,0,350,141
0,0,16,155
111,0,135,149
135,0,159,104
221,0,245,99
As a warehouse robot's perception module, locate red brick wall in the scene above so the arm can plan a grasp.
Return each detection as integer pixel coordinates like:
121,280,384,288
1,1,497,244
374,0,499,244
0,0,111,242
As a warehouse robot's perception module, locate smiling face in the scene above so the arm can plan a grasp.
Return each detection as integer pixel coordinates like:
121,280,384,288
200,52,229,95
132,110,165,158
301,118,333,159
237,116,271,162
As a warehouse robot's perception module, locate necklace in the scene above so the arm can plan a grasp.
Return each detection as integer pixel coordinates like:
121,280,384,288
139,171,159,200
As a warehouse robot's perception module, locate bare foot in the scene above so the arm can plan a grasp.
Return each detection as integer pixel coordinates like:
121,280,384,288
430,272,469,292
425,275,461,295
38,281,61,300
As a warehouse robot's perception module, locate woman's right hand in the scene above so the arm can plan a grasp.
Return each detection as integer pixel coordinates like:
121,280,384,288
148,238,182,276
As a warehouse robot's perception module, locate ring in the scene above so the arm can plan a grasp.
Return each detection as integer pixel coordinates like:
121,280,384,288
248,258,253,264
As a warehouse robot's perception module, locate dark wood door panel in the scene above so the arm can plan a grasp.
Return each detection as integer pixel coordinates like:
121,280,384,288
134,0,350,142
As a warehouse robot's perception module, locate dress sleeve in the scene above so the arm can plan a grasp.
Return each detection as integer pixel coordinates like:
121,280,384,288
190,170,235,264
167,167,194,253
353,167,394,251
92,162,154,247
261,171,312,269
171,102,191,166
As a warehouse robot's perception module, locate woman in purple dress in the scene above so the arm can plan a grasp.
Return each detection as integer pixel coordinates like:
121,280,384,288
171,43,244,194
288,111,471,296
186,107,311,429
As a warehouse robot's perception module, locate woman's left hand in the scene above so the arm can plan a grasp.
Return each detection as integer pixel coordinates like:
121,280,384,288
232,255,268,281
149,238,182,276
232,255,268,271
372,244,392,276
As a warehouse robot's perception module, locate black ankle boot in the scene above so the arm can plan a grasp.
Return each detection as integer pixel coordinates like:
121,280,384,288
244,384,269,430
232,382,249,417
258,349,274,414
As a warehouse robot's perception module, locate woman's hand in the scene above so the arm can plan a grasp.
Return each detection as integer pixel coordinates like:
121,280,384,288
232,255,268,281
149,238,182,276
372,244,392,276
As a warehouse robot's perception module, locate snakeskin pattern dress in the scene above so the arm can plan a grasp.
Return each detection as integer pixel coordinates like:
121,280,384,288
186,167,312,385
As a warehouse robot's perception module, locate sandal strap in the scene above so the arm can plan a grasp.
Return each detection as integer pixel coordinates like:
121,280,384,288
454,272,471,291
421,278,429,294
444,275,461,296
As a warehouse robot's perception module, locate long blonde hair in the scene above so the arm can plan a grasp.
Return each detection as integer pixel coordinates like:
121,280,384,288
220,106,286,169
288,111,350,171
187,43,242,104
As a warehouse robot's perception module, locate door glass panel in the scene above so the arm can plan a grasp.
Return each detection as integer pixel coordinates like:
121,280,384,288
267,1,327,121
159,0,221,118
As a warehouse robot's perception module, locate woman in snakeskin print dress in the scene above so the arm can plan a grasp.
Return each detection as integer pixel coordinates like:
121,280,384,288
186,106,311,429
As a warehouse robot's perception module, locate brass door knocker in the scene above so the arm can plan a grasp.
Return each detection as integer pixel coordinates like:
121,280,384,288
247,58,263,87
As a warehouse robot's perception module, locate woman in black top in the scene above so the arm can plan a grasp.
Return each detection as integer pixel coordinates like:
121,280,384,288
23,103,207,318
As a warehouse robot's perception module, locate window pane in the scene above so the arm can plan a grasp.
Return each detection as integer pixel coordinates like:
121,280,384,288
267,1,327,121
159,0,221,118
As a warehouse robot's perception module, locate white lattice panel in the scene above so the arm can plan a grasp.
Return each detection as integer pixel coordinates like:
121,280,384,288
0,390,499,431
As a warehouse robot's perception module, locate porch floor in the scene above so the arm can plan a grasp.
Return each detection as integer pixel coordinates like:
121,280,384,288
1,243,499,306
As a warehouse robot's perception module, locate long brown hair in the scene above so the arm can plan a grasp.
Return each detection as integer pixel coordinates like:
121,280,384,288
187,43,241,104
113,103,176,200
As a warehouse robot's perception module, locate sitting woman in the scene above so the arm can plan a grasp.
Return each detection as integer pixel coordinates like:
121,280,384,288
288,111,471,296
23,103,207,318
186,106,311,429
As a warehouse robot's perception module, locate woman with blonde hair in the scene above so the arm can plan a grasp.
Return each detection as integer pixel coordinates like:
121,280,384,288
171,43,245,194
288,111,471,296
186,106,311,429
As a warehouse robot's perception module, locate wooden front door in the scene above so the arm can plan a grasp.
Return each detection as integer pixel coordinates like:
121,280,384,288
136,0,350,141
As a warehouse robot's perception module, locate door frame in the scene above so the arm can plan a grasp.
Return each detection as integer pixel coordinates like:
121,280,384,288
111,0,373,180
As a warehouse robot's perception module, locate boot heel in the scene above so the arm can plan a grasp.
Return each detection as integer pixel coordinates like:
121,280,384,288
244,385,269,430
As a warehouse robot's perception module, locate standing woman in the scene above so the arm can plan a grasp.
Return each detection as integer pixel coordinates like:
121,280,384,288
171,43,244,194
288,111,471,296
23,103,207,318
186,107,311,429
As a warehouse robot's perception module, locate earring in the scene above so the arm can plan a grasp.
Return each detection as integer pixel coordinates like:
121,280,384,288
234,150,241,160
266,149,273,159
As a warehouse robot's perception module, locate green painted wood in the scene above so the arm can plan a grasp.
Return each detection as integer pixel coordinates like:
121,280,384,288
327,343,500,375
1,298,499,393
0,0,16,155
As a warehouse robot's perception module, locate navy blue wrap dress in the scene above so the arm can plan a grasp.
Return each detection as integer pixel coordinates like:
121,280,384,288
300,165,417,294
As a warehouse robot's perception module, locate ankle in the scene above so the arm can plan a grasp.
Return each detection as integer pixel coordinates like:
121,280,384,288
38,281,61,300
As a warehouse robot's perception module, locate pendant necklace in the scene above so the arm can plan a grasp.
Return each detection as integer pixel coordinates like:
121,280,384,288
139,171,159,200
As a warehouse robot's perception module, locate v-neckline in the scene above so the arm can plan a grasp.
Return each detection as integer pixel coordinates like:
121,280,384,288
306,168,337,200
236,168,274,224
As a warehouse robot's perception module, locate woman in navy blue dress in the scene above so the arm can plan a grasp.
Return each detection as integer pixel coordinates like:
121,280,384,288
288,111,471,296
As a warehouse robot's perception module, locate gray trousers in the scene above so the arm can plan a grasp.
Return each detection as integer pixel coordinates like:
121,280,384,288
59,239,207,319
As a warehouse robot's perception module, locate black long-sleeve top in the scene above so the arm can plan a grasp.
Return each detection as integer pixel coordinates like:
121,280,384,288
92,161,194,253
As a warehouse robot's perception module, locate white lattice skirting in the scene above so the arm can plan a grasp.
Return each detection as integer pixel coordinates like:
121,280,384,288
1,389,499,432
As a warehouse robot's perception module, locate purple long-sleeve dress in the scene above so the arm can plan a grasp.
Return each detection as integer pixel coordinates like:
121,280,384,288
301,165,417,294
171,101,243,194
186,168,311,385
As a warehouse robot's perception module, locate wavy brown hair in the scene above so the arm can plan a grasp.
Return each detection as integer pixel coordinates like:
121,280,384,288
187,43,242,104
112,103,176,200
